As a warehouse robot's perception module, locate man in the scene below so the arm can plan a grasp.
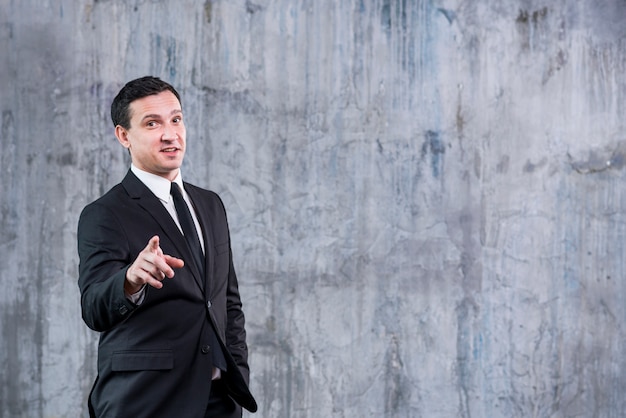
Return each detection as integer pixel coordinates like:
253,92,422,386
77,76,257,417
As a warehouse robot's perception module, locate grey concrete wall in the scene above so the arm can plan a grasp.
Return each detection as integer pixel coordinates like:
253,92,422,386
1,0,625,417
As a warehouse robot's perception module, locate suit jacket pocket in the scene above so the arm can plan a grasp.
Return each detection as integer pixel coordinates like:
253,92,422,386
111,349,173,371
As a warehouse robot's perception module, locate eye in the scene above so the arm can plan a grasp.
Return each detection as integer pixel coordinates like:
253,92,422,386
172,116,182,123
146,120,158,128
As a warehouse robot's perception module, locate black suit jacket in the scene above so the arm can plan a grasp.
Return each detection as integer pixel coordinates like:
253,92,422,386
78,170,257,417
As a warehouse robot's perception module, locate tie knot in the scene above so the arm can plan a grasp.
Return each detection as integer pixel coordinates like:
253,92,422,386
171,182,183,197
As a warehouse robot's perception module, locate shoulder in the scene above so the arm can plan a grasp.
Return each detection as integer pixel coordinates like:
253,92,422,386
81,170,146,213
184,182,223,205
184,182,231,224
78,183,126,229
80,182,127,213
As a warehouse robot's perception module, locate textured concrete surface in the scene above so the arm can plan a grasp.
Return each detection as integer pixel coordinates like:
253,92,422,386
1,1,626,417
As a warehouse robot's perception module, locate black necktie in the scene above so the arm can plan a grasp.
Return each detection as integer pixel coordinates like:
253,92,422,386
171,183,205,276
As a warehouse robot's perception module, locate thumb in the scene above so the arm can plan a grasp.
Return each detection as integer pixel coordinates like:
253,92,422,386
164,254,185,269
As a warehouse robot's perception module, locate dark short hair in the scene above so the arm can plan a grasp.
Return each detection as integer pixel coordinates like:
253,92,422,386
110,76,181,129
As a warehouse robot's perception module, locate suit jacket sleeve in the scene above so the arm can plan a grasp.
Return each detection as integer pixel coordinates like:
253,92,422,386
77,198,137,332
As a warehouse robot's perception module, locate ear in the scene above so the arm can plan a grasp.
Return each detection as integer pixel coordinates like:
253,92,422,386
115,125,131,149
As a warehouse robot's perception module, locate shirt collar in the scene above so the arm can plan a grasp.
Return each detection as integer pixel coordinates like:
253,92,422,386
131,164,183,203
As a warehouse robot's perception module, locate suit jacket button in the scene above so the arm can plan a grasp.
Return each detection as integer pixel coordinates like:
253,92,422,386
206,301,212,309
201,345,211,354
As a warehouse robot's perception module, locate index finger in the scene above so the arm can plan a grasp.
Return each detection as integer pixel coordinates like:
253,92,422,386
148,235,160,253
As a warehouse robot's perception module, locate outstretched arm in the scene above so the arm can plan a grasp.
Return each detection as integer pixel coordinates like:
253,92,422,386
77,203,183,332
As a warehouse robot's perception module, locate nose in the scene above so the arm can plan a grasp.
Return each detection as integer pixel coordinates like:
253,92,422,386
162,126,178,141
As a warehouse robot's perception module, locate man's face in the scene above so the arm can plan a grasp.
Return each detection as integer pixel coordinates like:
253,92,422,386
115,91,186,181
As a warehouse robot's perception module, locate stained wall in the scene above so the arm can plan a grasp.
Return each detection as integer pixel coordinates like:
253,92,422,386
1,1,625,417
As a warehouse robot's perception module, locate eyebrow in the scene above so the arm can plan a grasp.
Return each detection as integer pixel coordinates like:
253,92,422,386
140,109,182,122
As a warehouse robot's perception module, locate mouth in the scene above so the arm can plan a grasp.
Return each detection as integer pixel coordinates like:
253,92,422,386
161,147,180,153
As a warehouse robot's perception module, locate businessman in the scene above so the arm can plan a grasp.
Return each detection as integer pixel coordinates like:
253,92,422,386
77,76,257,417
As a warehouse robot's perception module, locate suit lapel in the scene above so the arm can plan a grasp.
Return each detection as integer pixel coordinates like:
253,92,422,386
121,171,205,292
